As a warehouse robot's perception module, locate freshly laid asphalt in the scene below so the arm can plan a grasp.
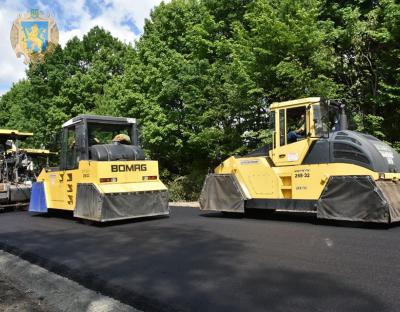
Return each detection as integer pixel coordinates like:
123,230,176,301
0,207,399,312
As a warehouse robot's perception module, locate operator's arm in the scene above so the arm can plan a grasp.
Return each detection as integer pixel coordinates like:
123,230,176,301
296,123,305,135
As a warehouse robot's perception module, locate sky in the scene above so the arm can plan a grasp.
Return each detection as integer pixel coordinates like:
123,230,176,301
0,0,167,96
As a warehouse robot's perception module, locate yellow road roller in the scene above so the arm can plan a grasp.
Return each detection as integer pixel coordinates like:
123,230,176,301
200,97,400,223
29,115,169,222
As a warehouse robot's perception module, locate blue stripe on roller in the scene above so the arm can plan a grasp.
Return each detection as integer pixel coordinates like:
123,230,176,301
29,182,48,213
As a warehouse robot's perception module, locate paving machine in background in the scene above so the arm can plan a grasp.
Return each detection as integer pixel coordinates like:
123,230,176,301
0,130,52,208
200,97,400,223
29,115,169,222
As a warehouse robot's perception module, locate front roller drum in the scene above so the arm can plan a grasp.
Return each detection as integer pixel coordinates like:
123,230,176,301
75,183,169,222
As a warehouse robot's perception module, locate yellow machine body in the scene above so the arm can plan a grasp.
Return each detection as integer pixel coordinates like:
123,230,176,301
37,160,166,211
214,158,383,201
200,98,400,223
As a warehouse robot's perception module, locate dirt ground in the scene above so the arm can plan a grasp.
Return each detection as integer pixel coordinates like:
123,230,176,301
0,273,52,312
0,249,137,312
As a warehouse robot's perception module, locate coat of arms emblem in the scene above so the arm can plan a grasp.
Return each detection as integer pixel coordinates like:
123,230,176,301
10,9,59,64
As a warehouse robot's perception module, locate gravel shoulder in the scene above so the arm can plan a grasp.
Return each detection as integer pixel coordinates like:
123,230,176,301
0,271,51,312
0,250,138,312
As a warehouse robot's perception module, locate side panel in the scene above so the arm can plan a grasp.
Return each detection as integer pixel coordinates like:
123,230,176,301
101,189,169,221
29,182,48,212
74,184,102,220
74,183,169,222
278,164,379,200
376,180,400,222
271,139,314,167
9,185,31,203
0,183,9,203
94,160,160,184
216,157,278,200
317,176,389,223
40,170,78,211
199,174,246,212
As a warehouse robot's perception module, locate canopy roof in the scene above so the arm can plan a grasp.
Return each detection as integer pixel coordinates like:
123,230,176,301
7,147,56,155
0,129,33,140
270,97,321,110
62,114,137,128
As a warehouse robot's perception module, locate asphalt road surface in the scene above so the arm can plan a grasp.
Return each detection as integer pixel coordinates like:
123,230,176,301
0,207,399,312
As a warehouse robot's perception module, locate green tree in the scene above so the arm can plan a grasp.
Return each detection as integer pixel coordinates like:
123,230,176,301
1,0,400,199
0,27,134,148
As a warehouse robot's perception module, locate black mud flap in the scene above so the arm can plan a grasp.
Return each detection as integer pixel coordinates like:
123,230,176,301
317,176,392,223
199,174,246,212
74,183,169,222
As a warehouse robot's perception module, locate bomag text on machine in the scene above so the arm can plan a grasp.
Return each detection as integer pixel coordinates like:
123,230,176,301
29,115,169,222
200,97,400,223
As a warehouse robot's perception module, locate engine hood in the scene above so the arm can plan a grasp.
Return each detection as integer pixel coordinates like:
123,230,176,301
303,130,400,173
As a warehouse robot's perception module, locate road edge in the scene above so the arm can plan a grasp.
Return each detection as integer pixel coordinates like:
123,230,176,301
0,250,139,312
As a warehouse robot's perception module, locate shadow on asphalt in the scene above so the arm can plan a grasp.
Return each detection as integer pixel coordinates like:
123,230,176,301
34,207,396,229
200,209,394,229
0,205,28,213
92,215,170,227
31,209,170,227
31,210,74,220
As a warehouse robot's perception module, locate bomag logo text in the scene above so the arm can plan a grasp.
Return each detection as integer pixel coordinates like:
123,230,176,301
111,164,147,172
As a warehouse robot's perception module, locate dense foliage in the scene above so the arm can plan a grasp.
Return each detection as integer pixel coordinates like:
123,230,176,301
1,0,399,199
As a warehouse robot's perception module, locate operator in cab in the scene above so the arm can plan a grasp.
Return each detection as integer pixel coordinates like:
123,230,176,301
112,134,131,145
287,113,305,143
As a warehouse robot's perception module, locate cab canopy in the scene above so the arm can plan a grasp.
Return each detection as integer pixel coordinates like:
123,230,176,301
0,129,33,143
60,114,141,170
